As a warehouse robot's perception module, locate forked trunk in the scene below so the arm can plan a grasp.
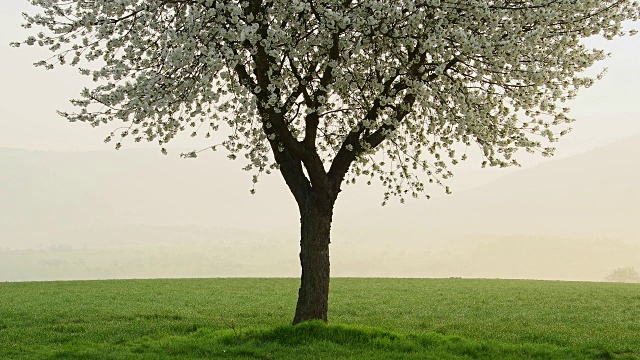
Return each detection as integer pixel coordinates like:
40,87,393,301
292,191,335,324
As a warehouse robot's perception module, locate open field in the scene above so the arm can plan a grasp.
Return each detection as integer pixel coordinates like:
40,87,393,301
1,278,639,359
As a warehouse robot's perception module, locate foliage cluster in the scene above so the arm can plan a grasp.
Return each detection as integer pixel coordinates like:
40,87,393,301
13,0,640,200
605,267,640,283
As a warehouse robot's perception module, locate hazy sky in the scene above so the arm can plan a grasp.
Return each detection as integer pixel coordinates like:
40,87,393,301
1,2,639,158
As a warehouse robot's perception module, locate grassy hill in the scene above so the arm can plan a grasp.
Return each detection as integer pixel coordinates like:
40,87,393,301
1,278,639,359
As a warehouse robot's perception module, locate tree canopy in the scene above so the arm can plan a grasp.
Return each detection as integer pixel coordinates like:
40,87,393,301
15,0,639,202
605,267,640,283
15,0,640,323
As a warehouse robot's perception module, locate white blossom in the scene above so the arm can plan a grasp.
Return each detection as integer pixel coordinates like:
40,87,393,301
16,0,640,201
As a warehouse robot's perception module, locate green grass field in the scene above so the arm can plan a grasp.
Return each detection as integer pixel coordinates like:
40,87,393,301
1,278,639,359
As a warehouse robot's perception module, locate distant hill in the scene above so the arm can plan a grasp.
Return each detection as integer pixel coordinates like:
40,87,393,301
0,147,299,249
1,133,639,281
336,133,640,242
329,133,640,280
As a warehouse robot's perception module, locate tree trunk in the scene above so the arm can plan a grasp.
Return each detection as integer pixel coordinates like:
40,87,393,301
292,190,335,324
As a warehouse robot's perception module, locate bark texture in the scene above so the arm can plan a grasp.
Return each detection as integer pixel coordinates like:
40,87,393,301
292,190,335,324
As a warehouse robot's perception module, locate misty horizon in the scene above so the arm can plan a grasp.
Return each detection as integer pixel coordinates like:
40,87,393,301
2,133,639,282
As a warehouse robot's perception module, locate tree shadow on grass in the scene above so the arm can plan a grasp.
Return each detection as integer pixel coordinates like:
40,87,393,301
46,321,634,359
203,321,622,360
